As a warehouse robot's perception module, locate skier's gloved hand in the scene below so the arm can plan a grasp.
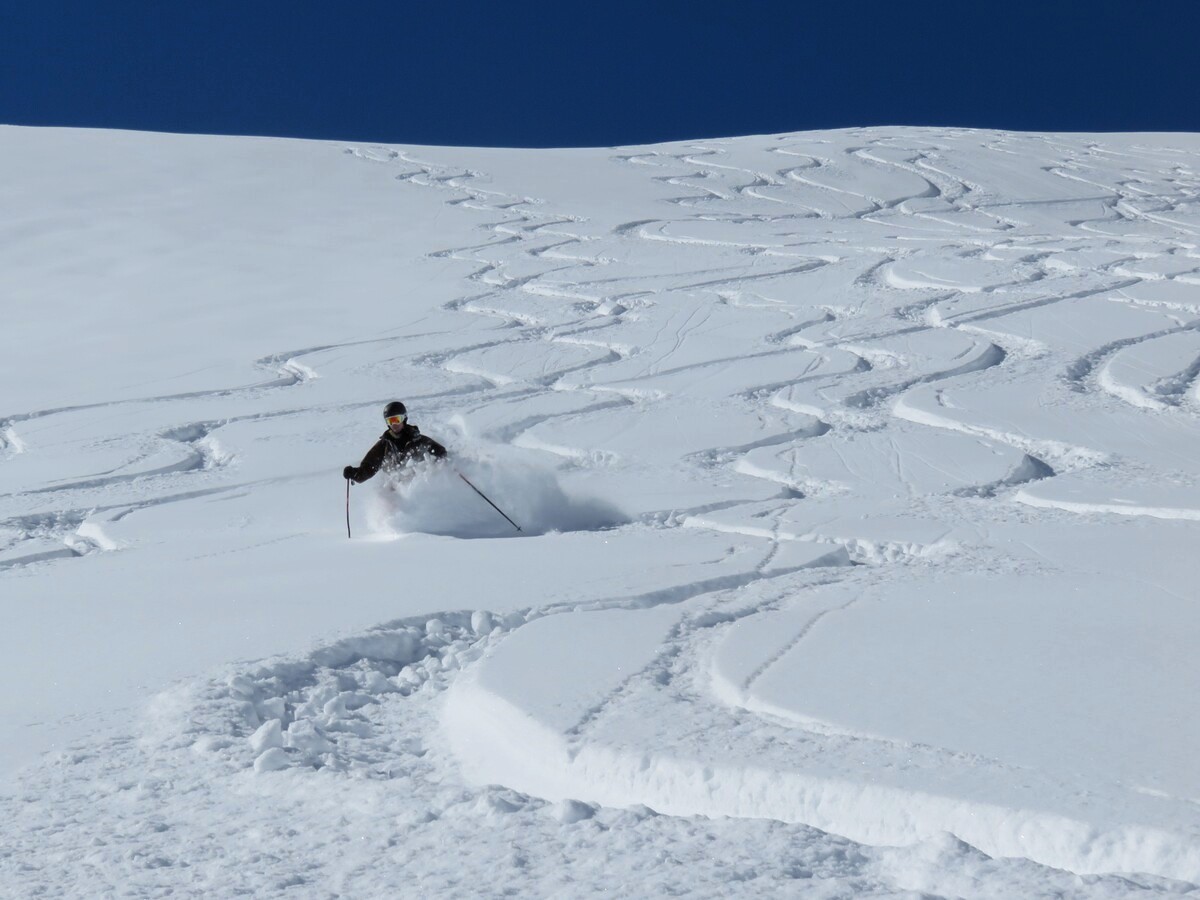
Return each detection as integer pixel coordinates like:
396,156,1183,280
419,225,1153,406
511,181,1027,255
343,466,358,481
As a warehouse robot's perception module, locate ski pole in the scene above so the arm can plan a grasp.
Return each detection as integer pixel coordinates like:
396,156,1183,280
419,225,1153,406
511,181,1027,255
345,477,352,539
456,471,522,532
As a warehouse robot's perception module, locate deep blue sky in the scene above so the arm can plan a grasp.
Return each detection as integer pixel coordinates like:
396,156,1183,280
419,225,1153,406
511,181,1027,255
2,1,1197,147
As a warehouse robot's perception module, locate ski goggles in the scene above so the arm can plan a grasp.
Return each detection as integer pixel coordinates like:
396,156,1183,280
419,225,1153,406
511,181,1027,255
385,414,407,426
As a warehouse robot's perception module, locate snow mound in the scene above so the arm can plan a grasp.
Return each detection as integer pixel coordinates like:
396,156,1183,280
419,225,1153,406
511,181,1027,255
445,579,1200,883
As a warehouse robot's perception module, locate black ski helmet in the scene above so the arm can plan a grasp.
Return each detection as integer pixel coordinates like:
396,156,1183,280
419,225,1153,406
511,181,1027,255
383,401,407,420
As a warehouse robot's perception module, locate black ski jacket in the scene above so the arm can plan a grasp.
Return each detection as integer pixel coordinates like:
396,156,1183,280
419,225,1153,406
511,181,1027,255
346,424,447,483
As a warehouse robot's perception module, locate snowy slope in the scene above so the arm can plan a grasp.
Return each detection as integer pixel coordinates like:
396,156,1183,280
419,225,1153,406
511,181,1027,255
2,124,1199,897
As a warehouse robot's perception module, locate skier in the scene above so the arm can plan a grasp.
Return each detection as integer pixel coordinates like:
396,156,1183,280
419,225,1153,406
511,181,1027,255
343,401,448,484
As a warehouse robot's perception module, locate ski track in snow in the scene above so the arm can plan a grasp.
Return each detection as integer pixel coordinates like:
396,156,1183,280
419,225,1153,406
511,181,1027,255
3,127,1200,897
